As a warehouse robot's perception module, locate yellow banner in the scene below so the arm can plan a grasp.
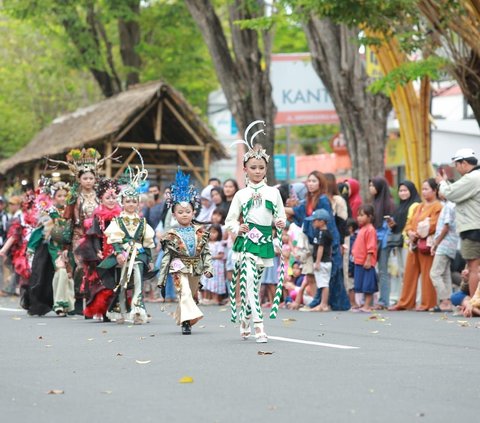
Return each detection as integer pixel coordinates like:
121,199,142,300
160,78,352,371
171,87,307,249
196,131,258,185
366,47,383,79
386,134,405,167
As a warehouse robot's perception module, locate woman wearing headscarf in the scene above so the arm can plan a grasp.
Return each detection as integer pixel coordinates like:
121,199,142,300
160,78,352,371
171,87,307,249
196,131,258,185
369,176,395,308
384,181,421,304
346,178,362,219
196,185,216,223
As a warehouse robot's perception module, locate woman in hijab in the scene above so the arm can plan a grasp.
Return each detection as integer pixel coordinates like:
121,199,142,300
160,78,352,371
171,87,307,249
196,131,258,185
346,178,362,219
196,185,216,223
385,181,421,304
369,176,395,308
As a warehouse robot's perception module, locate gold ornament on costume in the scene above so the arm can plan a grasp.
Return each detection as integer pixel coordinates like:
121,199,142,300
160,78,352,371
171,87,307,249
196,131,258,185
47,147,120,177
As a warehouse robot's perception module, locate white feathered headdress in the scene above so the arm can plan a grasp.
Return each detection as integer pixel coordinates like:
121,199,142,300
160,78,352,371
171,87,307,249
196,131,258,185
231,120,269,164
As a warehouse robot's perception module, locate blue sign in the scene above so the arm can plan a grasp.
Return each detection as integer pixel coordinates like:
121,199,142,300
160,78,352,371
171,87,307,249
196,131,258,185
274,154,296,181
230,116,239,136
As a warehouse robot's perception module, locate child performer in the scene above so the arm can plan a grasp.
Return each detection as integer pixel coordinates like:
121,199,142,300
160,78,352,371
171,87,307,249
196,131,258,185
97,151,156,325
76,178,122,321
157,169,213,335
351,205,378,313
27,180,73,316
226,121,286,343
305,209,333,312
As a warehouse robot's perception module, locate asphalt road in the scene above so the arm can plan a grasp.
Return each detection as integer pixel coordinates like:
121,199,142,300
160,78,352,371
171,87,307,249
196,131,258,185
1,296,478,423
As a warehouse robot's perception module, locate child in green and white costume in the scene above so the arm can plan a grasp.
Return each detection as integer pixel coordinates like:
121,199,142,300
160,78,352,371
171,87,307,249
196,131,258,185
225,121,286,343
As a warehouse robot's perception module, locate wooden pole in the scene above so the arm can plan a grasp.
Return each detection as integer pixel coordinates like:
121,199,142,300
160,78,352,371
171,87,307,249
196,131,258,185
116,142,205,151
104,139,113,178
164,99,205,146
203,144,211,185
33,163,41,188
155,101,163,142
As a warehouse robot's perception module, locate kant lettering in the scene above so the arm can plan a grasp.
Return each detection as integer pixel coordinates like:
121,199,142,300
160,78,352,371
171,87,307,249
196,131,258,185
282,89,331,104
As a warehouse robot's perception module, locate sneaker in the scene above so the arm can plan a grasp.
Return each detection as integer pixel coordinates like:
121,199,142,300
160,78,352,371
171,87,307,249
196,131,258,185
255,334,268,343
182,321,191,335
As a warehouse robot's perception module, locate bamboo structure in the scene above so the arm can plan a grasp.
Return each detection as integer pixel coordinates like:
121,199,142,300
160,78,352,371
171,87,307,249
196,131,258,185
367,33,434,189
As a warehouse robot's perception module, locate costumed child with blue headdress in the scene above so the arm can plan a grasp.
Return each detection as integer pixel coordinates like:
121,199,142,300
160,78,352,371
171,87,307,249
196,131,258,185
157,169,213,335
97,149,156,325
225,121,286,343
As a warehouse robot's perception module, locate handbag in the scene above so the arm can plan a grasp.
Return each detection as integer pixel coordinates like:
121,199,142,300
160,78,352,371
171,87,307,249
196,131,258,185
386,232,403,248
417,235,434,255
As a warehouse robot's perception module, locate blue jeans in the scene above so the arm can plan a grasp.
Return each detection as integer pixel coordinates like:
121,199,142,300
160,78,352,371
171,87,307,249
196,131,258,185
451,291,468,307
377,246,392,307
155,250,176,300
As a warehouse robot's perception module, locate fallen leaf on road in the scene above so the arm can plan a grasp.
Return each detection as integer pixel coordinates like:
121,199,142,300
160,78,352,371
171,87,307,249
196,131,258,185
107,340,113,343
257,351,274,355
370,330,379,334
267,405,278,411
38,336,43,340
139,337,146,340
318,333,325,337
282,318,296,322
457,320,471,327
199,325,206,328
101,390,112,395
11,316,21,320
37,323,47,325
47,390,64,395
179,376,194,384
102,330,108,334
116,353,123,356
87,338,94,341
135,360,151,364
45,345,52,348
149,334,155,337
219,325,225,328
219,308,227,312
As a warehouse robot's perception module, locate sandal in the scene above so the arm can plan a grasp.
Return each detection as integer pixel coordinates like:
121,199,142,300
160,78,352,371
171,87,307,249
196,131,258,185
254,323,268,344
240,320,251,340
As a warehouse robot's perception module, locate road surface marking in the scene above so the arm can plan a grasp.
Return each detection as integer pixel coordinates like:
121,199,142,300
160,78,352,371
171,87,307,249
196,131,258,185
268,335,359,349
0,306,24,312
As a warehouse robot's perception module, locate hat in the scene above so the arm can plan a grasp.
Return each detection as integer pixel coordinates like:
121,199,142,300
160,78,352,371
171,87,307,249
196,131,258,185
452,148,475,162
305,209,330,222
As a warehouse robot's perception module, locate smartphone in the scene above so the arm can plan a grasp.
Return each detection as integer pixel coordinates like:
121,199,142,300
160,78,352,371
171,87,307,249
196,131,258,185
383,215,391,220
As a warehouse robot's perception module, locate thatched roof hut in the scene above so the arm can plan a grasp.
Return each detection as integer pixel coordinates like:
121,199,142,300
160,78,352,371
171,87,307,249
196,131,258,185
0,80,228,187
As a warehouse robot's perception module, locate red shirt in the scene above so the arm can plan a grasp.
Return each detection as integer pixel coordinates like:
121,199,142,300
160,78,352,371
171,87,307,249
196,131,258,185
352,223,378,266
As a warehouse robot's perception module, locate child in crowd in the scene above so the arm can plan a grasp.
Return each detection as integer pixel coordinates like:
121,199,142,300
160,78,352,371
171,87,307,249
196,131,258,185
225,125,286,343
451,268,480,317
305,209,333,312
351,205,378,313
201,224,225,305
430,193,458,312
157,169,213,335
346,218,360,308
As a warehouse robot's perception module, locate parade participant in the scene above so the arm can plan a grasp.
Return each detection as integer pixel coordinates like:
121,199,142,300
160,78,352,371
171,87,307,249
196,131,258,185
97,151,156,325
48,148,115,314
76,178,121,321
0,191,37,298
157,169,213,335
226,121,286,343
27,180,74,316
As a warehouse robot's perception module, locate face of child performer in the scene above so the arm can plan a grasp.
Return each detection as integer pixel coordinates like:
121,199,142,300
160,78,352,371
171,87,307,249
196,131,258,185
54,189,68,208
173,203,194,227
102,190,118,210
244,158,267,184
306,174,320,194
123,196,139,214
79,171,96,190
398,184,411,201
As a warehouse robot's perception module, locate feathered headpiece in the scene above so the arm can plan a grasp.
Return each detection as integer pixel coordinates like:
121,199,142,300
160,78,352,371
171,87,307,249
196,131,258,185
119,148,148,199
231,120,270,164
35,177,70,214
47,147,120,177
166,168,200,211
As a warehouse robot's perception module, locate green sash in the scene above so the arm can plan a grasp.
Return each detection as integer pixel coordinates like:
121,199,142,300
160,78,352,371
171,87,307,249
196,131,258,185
233,223,274,259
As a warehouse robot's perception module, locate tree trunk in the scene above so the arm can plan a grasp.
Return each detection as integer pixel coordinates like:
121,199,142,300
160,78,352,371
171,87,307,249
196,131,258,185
54,1,122,97
452,50,480,124
185,0,277,183
118,0,142,87
303,17,392,199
